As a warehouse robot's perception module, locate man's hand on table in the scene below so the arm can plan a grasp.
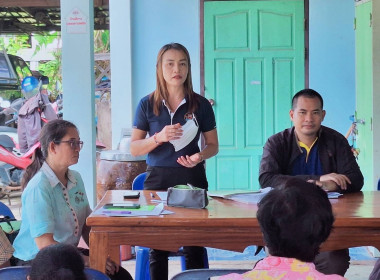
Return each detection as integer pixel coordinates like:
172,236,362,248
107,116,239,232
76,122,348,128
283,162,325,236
308,173,351,191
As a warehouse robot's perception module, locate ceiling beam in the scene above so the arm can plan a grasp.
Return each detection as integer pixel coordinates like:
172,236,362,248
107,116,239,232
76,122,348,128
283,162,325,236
0,1,59,7
0,0,108,8
0,23,109,35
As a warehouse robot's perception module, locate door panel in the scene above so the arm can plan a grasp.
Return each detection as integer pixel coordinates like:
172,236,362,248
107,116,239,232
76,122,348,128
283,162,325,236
355,1,373,190
274,58,294,132
204,0,305,190
215,11,250,50
245,59,264,147
215,59,235,147
217,156,251,190
259,10,294,49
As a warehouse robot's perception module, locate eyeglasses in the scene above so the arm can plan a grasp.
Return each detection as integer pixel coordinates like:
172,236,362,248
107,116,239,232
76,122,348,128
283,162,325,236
55,140,84,150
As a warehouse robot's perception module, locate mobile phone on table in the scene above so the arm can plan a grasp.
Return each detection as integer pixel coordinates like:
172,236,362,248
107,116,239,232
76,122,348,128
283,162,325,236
123,191,140,199
104,203,140,209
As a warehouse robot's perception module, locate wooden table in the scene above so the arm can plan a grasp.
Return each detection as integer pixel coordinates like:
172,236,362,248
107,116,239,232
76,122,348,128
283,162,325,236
87,190,380,272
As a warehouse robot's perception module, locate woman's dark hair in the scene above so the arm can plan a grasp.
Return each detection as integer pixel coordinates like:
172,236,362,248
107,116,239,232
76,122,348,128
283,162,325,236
292,88,324,110
21,119,78,189
150,42,199,116
257,178,334,262
29,244,86,280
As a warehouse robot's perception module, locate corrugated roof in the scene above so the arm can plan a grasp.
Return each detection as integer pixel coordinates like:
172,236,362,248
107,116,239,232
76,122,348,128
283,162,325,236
0,0,109,34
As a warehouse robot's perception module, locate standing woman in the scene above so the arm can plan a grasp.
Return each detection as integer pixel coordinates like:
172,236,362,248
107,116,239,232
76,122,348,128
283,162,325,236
12,119,132,280
130,43,219,280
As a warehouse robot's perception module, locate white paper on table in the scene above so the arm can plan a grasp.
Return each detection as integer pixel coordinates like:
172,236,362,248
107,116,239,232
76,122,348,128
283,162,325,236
156,191,168,201
208,187,272,204
93,203,167,217
328,192,343,199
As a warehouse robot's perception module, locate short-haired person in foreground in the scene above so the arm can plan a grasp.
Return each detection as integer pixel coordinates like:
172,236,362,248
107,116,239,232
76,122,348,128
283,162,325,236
259,88,363,276
28,243,86,280
11,119,132,280
219,179,346,280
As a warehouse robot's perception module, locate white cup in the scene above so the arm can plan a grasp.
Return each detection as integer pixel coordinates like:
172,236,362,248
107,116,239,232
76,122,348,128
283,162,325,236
119,137,131,153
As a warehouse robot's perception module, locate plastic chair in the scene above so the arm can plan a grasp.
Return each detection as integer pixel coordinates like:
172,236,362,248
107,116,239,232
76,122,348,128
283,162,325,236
0,266,30,280
0,201,15,218
132,172,147,190
0,266,110,280
170,268,250,280
132,172,209,280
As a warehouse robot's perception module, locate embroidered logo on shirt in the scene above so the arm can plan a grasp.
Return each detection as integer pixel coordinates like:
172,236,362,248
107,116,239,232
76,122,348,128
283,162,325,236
184,112,193,121
75,191,84,204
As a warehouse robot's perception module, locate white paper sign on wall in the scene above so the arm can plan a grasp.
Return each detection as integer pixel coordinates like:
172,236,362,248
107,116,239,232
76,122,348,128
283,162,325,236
66,8,88,34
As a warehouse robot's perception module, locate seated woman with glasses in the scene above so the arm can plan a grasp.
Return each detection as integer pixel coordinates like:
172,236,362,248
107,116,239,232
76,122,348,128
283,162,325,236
12,119,132,280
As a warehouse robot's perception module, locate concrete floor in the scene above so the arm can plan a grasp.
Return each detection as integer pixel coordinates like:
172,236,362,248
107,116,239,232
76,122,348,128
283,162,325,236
4,195,377,279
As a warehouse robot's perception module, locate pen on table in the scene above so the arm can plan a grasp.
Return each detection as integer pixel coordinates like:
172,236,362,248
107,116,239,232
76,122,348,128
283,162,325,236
102,210,132,215
150,192,155,198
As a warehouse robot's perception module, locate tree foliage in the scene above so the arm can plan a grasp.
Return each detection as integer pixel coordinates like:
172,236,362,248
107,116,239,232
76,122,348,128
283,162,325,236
0,36,31,54
94,30,110,53
34,33,62,98
0,30,110,100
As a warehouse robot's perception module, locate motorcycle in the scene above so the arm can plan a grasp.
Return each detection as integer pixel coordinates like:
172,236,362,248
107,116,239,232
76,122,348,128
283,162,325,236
0,76,50,201
0,98,23,128
0,132,39,201
0,76,106,202
0,99,25,200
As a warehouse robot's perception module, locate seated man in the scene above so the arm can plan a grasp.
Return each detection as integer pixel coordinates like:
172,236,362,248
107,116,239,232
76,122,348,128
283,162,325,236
219,179,346,280
258,88,363,276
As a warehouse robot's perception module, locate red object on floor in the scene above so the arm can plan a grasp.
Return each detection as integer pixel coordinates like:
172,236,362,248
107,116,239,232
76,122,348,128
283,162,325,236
120,245,132,261
79,237,131,261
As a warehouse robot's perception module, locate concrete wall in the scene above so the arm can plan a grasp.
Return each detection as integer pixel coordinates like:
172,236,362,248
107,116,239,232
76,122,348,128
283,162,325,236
131,0,200,115
309,0,356,135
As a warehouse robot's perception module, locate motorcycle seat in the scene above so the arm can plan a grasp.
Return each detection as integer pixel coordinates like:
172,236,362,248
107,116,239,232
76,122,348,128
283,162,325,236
0,135,15,150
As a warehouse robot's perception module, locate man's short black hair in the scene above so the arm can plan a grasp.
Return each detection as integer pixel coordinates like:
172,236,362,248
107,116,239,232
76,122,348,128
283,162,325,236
257,178,334,262
292,88,324,110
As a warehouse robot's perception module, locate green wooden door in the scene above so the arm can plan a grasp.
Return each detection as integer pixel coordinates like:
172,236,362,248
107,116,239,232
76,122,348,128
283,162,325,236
204,0,305,191
355,1,373,190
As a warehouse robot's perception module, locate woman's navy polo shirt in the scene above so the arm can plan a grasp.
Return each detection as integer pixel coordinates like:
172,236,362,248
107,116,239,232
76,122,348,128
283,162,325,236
133,94,216,167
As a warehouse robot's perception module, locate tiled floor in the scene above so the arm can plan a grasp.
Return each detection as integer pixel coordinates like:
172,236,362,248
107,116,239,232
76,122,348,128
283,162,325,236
3,195,378,279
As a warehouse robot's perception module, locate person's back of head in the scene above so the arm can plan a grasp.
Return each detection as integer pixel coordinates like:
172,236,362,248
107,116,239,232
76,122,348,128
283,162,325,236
28,243,86,280
257,178,334,262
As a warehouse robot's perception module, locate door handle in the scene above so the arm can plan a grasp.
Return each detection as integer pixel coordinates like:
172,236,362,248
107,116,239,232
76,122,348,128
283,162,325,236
356,119,365,125
209,99,215,106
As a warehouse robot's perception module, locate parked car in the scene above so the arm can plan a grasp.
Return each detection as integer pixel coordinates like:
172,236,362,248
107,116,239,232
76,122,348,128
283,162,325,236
0,50,32,100
0,50,48,126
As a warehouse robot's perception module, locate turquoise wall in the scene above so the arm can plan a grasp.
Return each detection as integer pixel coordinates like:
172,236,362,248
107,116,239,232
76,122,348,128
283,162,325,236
309,0,356,136
131,0,200,112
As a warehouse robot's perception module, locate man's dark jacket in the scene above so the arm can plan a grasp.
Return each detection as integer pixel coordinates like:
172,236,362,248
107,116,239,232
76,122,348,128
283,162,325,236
259,126,364,192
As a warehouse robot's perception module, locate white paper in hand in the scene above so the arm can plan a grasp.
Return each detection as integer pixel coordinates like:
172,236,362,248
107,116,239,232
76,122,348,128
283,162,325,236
169,118,198,152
